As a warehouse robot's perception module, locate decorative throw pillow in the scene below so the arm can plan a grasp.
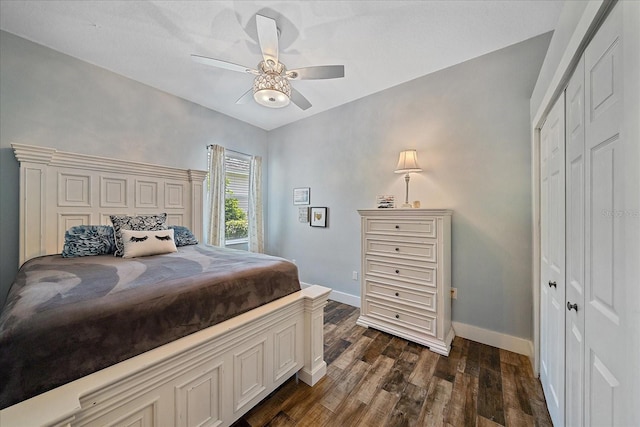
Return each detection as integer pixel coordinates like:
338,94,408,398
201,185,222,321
110,213,168,257
121,229,177,258
61,225,116,257
169,225,199,247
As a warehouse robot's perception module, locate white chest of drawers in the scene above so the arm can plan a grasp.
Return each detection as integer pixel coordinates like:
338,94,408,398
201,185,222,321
356,209,454,355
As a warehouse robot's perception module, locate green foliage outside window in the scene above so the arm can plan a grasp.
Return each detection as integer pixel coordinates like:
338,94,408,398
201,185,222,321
225,184,248,240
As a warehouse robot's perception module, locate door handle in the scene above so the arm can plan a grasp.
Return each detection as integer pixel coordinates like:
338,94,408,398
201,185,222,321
567,302,578,312
548,281,557,288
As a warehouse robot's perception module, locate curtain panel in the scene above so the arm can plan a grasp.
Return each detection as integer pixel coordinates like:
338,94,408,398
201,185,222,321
249,156,264,253
206,144,226,246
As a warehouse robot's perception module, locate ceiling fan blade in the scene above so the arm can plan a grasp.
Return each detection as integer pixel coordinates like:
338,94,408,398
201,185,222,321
290,87,312,111
191,54,255,74
287,65,345,80
235,88,254,104
256,14,279,65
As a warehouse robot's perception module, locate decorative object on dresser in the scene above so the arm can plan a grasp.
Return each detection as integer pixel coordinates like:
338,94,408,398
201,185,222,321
394,149,423,208
376,194,395,209
357,209,453,355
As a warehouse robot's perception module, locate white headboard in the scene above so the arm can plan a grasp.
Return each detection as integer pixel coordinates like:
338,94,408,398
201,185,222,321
12,143,208,265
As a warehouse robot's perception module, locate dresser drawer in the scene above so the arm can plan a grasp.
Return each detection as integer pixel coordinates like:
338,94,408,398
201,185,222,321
365,238,436,262
366,218,436,238
365,258,436,286
364,299,436,337
366,279,436,312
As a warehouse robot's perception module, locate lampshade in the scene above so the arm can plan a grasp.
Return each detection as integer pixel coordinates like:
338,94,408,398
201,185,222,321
253,72,291,108
394,149,423,173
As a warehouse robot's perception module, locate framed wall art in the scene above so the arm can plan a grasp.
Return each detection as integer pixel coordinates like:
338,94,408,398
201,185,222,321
293,187,310,205
310,207,327,228
376,195,395,209
298,207,309,223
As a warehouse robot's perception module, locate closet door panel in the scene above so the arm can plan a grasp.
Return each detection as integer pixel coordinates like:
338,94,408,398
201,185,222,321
584,4,626,425
539,93,565,427
565,55,585,427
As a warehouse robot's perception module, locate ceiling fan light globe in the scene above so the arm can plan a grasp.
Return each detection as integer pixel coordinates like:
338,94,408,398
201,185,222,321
254,89,290,108
253,72,291,108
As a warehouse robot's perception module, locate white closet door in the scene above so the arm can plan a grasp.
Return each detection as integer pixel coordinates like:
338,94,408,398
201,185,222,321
539,92,565,427
583,3,635,426
565,55,585,427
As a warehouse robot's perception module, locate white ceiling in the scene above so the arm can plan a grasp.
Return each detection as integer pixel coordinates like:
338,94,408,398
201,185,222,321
0,1,562,131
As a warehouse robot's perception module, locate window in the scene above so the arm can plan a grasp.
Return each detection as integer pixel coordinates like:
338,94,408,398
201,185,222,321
224,154,250,244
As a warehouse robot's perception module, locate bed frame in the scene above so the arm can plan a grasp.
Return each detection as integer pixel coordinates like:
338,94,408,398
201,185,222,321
1,144,330,427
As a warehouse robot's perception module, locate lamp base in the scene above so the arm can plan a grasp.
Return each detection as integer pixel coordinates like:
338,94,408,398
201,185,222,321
400,203,413,208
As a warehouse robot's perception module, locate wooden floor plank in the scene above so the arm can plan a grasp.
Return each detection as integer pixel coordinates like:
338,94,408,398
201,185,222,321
501,362,532,415
387,383,429,427
382,350,419,395
444,372,476,427
328,396,368,427
235,300,552,427
433,336,463,382
505,406,535,427
477,367,505,425
332,334,373,370
356,389,399,427
294,403,334,427
353,355,396,404
418,377,453,427
321,359,370,412
408,347,439,388
360,330,393,364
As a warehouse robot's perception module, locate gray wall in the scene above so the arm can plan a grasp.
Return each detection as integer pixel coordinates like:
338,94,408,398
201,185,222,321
267,33,552,340
0,31,268,308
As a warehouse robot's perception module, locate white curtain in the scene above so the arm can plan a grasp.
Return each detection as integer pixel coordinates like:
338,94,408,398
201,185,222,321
248,156,264,253
207,144,226,246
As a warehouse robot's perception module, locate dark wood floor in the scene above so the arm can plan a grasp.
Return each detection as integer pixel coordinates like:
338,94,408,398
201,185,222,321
233,301,552,427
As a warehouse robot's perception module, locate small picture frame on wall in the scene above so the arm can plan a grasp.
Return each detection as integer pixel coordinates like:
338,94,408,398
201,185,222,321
298,207,309,223
310,207,328,228
293,187,310,205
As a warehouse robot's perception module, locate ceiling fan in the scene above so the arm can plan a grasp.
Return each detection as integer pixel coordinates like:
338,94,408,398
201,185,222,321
192,14,345,111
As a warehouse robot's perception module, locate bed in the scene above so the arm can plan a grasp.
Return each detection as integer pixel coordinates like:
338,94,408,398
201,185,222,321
0,144,330,427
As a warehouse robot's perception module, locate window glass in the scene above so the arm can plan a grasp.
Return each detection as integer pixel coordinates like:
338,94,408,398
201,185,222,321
224,155,250,242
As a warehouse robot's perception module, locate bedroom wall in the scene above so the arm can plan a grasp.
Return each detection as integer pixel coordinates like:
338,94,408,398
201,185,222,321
266,33,552,343
0,31,268,308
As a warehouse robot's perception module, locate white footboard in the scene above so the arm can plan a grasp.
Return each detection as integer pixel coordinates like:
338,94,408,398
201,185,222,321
0,285,331,427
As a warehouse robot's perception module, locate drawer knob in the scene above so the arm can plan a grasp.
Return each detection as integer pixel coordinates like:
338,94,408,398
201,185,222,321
395,247,400,252
548,280,557,288
567,301,578,312
395,269,400,274
395,292,399,297
395,225,400,229
395,314,400,319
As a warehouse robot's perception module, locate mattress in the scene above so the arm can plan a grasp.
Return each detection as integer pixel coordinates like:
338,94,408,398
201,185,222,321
0,244,301,408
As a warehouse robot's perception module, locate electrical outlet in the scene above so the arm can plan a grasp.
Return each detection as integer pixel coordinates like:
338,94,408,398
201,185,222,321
352,271,358,281
451,288,457,299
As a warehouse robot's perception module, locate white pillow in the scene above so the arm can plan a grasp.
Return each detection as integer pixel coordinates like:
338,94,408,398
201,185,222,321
121,229,177,258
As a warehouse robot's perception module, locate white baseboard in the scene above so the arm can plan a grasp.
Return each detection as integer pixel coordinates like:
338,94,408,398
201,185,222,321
299,283,532,358
300,283,361,307
452,321,533,358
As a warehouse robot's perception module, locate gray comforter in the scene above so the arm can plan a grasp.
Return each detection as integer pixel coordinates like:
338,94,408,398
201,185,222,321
0,244,300,408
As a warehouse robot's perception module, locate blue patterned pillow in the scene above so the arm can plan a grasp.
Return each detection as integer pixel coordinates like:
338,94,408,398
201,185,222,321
61,225,116,257
169,225,199,247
